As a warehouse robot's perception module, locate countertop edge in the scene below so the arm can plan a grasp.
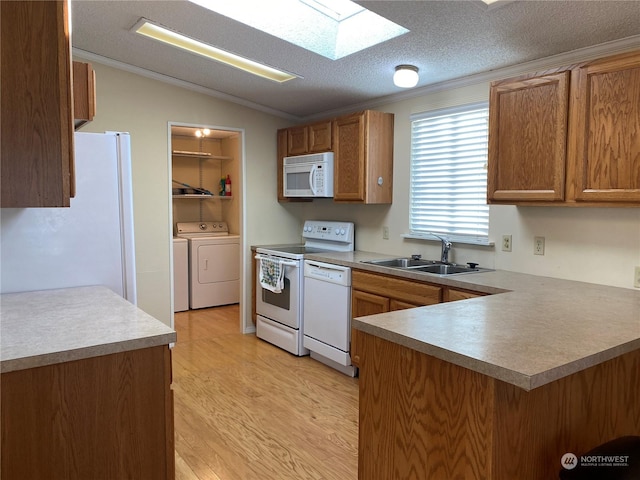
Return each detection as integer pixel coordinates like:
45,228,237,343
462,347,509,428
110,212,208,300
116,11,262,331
1,286,177,373
354,318,640,391
1,333,177,374
307,250,640,391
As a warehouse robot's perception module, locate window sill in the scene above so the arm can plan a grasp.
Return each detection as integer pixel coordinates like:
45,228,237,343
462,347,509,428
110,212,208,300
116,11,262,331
402,233,495,247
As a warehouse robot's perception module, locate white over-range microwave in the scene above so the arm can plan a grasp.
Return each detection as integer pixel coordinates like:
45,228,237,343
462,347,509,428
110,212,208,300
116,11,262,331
283,152,334,198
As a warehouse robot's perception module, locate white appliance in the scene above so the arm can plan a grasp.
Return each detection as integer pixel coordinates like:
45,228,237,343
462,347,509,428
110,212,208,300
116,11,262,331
283,152,334,198
255,220,354,356
176,221,240,309
173,237,189,312
303,260,354,376
0,132,137,302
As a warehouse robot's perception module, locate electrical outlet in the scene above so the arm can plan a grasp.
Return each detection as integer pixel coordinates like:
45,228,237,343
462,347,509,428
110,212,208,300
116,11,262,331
501,234,512,252
635,266,640,288
382,226,389,240
534,236,545,255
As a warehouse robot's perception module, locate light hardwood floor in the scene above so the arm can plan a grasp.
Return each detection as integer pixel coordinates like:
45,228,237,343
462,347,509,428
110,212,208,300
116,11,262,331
172,305,359,480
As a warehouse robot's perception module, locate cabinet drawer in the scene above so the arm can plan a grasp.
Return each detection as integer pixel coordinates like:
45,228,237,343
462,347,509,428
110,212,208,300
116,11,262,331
352,270,442,306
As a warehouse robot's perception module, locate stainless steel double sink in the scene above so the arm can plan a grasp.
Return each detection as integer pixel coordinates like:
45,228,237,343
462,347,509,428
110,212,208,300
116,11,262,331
361,257,492,276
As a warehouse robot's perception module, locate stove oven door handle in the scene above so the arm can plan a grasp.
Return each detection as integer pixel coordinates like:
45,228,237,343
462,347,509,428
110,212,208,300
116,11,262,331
254,254,299,267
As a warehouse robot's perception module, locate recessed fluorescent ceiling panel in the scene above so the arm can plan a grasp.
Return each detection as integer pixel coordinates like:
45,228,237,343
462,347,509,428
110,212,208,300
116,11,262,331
133,19,297,82
189,0,409,60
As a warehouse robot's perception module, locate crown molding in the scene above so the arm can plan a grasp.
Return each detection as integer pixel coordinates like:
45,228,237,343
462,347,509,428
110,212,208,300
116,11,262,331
72,48,300,121
75,34,640,124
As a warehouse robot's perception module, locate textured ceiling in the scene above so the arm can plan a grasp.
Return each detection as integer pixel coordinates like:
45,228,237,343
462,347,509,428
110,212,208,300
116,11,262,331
71,0,640,120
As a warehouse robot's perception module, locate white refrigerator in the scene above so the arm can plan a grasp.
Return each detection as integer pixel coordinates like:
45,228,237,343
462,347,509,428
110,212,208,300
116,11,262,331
0,132,137,302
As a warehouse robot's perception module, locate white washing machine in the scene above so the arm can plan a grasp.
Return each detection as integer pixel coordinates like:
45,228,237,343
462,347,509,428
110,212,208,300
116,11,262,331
173,237,189,312
176,222,240,309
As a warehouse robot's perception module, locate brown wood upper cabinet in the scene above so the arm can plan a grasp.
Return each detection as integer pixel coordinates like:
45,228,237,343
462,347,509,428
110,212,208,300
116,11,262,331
487,70,570,202
488,49,640,206
276,120,331,202
286,120,332,155
277,110,394,204
333,110,394,203
1,0,75,208
567,50,640,203
73,61,97,129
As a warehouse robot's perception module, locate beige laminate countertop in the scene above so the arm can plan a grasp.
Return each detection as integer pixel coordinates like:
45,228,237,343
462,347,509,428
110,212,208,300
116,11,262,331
1,286,177,373
305,250,640,391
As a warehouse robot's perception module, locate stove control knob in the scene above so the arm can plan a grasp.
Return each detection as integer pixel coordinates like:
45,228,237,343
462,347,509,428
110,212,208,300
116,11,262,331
199,223,207,230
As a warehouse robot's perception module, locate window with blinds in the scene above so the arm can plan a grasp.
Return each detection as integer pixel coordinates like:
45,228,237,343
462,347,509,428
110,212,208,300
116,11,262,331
409,102,490,244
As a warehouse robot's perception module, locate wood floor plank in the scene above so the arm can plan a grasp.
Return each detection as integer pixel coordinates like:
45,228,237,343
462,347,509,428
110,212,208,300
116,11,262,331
172,305,359,480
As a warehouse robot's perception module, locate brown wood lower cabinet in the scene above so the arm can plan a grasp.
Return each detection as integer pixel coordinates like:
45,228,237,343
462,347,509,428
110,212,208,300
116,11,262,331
350,270,442,367
350,270,489,367
1,346,175,480
444,287,486,302
358,332,640,480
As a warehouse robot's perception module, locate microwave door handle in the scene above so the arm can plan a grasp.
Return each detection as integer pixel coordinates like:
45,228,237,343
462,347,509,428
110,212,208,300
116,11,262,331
309,165,318,195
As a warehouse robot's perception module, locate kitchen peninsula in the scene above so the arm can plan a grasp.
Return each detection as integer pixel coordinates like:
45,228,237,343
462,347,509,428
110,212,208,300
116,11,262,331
305,251,640,480
1,286,177,480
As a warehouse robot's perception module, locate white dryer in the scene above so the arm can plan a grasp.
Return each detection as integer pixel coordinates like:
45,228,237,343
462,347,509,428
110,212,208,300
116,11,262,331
176,222,240,309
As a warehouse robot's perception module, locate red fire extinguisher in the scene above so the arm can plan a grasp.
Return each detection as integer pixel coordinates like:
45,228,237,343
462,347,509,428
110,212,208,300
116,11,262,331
225,175,231,196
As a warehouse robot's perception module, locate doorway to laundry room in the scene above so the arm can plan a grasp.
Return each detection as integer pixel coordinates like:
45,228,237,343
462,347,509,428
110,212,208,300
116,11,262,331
169,123,243,326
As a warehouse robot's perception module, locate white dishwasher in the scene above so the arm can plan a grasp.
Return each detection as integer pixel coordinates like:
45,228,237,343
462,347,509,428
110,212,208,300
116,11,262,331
303,260,355,377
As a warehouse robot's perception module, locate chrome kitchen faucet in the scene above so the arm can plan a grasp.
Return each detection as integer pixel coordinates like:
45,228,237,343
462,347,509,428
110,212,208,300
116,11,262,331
430,233,452,263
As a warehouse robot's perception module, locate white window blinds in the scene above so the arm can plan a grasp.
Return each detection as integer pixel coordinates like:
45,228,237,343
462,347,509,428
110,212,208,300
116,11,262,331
409,102,490,244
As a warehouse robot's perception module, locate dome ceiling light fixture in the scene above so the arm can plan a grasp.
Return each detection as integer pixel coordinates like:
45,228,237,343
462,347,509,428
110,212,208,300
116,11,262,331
393,64,419,88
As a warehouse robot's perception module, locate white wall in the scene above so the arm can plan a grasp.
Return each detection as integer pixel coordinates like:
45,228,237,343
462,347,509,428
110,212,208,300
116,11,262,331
79,50,639,334
297,81,640,290
78,60,301,327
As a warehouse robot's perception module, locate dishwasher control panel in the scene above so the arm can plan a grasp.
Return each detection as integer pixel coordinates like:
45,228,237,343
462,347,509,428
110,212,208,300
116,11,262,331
303,260,351,286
